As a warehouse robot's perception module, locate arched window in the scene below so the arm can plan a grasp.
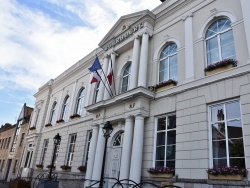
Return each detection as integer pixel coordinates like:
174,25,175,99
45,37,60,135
75,88,85,115
159,43,177,82
205,18,236,65
113,132,124,147
93,81,100,104
121,64,131,93
60,95,69,120
49,102,57,124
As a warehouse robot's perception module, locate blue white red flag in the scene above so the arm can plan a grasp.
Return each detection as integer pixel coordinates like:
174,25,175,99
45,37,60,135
88,57,102,72
90,72,101,84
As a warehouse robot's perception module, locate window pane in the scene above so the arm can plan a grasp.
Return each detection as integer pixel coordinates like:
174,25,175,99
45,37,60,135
211,105,224,122
169,55,177,80
167,131,176,145
206,37,218,51
155,161,164,167
213,158,227,168
229,138,244,157
228,120,243,139
157,132,165,146
221,42,236,60
212,123,225,140
156,146,165,160
213,140,227,158
165,161,175,168
168,116,176,129
207,49,219,65
206,22,218,38
230,158,245,168
159,71,165,83
166,145,175,160
159,59,168,71
218,19,231,32
220,30,234,46
226,101,240,119
157,118,166,131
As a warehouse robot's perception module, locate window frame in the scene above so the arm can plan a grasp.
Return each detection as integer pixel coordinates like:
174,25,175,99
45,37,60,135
49,102,57,124
120,63,131,93
205,18,236,65
208,99,245,168
33,108,40,127
83,131,92,167
66,134,77,167
40,139,49,165
75,88,85,115
60,95,70,120
154,114,176,168
93,82,100,104
158,43,178,83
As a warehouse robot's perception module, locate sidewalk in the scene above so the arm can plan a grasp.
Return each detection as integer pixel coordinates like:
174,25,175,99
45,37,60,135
0,182,8,188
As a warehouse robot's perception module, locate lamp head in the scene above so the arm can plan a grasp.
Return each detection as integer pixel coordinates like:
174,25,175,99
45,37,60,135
54,133,61,145
102,121,113,137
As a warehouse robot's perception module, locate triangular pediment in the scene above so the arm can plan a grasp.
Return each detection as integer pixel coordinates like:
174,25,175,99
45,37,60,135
99,10,155,50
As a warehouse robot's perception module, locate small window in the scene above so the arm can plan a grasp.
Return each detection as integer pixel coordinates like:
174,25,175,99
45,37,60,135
19,133,25,146
159,43,177,83
61,95,70,120
83,131,92,166
7,137,11,149
75,88,85,115
66,134,77,166
205,18,236,65
113,132,124,146
121,64,131,93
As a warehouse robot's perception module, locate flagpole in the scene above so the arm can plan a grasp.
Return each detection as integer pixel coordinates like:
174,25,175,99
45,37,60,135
110,59,116,96
100,67,114,97
96,71,113,98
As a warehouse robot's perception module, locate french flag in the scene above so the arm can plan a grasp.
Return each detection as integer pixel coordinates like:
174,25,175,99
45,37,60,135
90,72,101,84
107,69,113,85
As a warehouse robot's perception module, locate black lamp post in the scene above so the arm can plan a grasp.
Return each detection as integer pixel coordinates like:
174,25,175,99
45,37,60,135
48,133,61,179
99,121,113,188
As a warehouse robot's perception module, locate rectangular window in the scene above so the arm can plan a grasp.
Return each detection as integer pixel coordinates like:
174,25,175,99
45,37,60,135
7,137,11,149
34,109,40,127
66,134,77,166
209,100,245,168
13,160,18,173
84,131,92,166
155,115,176,168
1,138,4,149
0,140,2,149
40,139,49,165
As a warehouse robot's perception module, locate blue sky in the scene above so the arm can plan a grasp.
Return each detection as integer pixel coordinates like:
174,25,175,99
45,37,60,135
0,0,161,126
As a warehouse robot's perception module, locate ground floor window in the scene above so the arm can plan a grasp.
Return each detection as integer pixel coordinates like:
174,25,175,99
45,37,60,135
209,100,245,168
66,134,77,166
155,114,176,168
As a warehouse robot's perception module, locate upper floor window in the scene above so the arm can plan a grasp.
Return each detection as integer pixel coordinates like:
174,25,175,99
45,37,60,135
49,102,57,124
159,43,177,82
33,109,40,127
93,82,100,104
121,63,131,93
155,115,176,168
75,88,85,115
61,95,70,120
209,100,245,168
206,18,236,65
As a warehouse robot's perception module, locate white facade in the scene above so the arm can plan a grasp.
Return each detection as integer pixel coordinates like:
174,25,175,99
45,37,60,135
22,0,250,187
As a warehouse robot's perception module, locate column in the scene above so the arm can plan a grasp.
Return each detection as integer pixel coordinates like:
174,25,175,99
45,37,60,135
103,56,111,100
138,33,149,87
184,13,195,82
129,35,141,90
91,124,106,182
241,0,250,62
110,52,117,95
96,56,109,102
119,116,134,182
84,125,99,187
129,115,145,184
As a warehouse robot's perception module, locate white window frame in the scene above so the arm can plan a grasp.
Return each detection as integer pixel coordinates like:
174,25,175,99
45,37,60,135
33,108,40,127
153,114,176,168
75,88,85,115
208,99,245,168
60,95,70,120
83,131,92,166
93,82,100,104
120,63,131,93
66,134,77,167
49,102,57,124
40,139,49,165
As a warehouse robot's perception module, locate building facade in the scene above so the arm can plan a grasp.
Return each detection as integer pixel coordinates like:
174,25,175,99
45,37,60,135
22,0,250,187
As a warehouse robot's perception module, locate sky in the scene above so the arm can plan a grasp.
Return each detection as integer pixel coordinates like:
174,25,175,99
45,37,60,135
0,0,161,126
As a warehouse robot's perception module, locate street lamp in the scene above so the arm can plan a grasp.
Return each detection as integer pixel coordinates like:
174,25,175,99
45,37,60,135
48,133,61,179
99,121,113,188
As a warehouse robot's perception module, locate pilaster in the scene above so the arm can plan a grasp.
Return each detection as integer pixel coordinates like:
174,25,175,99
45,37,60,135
241,0,250,63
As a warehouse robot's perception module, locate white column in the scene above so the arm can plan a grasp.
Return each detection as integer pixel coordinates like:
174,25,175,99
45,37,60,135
129,36,141,90
241,0,250,62
91,124,105,182
138,33,149,87
129,115,145,184
184,13,195,82
119,116,134,181
103,56,112,100
110,52,117,95
84,125,99,187
97,56,109,102
67,81,77,119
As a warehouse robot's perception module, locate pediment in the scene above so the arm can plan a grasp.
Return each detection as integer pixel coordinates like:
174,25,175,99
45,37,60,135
99,10,155,50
